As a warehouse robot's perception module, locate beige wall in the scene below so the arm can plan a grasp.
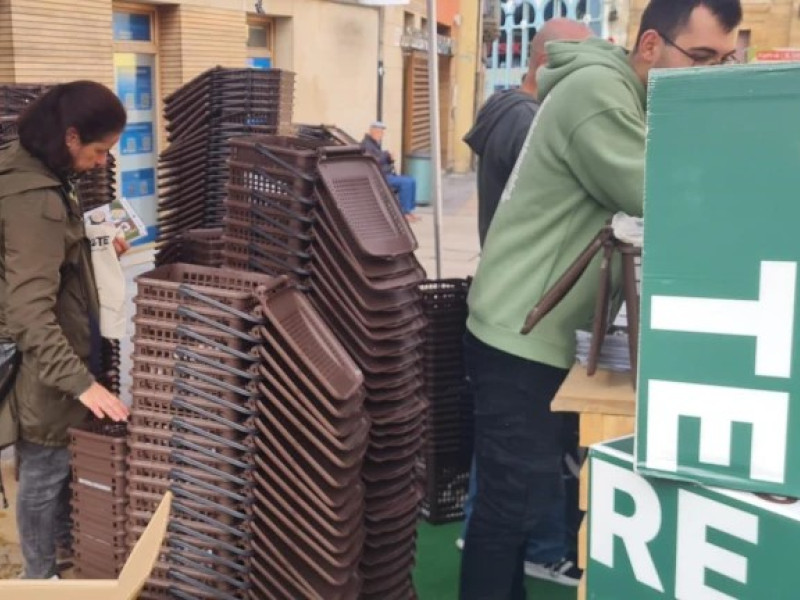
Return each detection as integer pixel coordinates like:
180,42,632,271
264,0,379,149
158,3,247,98
4,0,114,86
0,1,14,82
381,6,411,169
453,0,480,173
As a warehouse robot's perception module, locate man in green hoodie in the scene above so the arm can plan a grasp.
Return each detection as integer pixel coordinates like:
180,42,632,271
460,1,742,598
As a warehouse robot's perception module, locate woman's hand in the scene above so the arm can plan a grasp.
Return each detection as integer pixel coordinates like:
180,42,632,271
78,382,129,421
112,235,130,257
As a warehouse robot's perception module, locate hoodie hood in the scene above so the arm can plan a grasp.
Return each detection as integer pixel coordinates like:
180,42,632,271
538,38,646,107
0,142,61,200
463,89,537,155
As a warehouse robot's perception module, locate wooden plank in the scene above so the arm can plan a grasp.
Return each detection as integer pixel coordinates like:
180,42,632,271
552,365,636,416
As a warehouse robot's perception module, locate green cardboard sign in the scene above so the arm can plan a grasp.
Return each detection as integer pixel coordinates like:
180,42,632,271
588,436,800,599
635,64,800,495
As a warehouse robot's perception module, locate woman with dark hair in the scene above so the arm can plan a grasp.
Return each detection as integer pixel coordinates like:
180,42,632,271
0,80,130,579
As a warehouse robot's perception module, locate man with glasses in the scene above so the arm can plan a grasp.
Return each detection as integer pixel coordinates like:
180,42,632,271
460,1,742,599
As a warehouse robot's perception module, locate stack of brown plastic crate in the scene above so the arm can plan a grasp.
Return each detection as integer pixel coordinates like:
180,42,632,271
220,134,428,598
309,151,427,598
126,264,272,599
69,421,128,579
155,68,295,267
249,278,368,598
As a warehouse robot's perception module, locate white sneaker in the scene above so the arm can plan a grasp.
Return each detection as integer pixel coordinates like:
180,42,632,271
524,557,582,587
455,538,464,551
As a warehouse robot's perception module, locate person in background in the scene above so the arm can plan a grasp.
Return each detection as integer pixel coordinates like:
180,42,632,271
361,121,420,222
466,19,594,248
0,81,130,580
460,1,742,598
460,18,594,588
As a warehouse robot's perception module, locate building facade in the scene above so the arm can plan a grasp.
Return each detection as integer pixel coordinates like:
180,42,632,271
0,0,482,227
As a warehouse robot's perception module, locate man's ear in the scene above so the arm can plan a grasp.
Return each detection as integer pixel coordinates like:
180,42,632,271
636,29,662,64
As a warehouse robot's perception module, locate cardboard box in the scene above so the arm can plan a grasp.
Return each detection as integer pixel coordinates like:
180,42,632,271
588,436,800,599
635,63,800,495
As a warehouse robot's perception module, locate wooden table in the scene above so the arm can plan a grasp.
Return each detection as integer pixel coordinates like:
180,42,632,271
551,365,636,600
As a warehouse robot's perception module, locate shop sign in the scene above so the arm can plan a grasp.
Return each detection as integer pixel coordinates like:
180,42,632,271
754,49,800,63
588,437,800,599
636,64,800,496
400,29,454,55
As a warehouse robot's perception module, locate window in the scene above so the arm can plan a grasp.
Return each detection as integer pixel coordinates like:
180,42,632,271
113,11,152,42
247,18,274,69
736,29,751,64
404,11,415,33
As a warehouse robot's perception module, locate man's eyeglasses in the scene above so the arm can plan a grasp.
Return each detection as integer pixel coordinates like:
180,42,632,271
658,32,739,66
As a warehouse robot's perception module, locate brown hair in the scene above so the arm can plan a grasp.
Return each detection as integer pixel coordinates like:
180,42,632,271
17,80,127,178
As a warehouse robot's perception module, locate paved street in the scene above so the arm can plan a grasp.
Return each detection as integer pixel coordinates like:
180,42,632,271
410,172,481,280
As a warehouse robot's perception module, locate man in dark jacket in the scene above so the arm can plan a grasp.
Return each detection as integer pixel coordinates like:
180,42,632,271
361,121,419,222
460,18,594,588
465,19,593,247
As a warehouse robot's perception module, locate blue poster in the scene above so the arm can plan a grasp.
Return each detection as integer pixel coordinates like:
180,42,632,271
116,66,135,111
113,13,150,42
116,65,152,111
135,66,152,110
121,168,155,199
120,122,153,156
247,57,272,70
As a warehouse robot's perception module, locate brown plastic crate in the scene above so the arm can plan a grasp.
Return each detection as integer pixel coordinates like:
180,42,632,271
133,296,260,338
135,263,274,311
316,154,417,258
252,485,364,560
130,407,249,444
226,182,315,220
228,135,324,170
132,389,253,427
252,443,359,514
131,353,255,389
252,471,362,543
134,316,258,353
254,414,361,486
228,159,315,200
249,517,352,598
69,421,127,457
250,502,360,577
315,203,423,280
254,341,362,422
255,282,363,399
72,464,126,496
131,368,256,410
256,379,367,452
256,397,365,470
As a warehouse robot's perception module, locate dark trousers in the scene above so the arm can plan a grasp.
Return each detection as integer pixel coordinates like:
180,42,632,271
16,439,72,579
459,332,568,600
462,410,581,564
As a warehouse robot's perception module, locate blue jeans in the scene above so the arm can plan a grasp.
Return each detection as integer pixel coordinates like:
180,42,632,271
386,174,417,214
16,439,72,579
459,332,568,600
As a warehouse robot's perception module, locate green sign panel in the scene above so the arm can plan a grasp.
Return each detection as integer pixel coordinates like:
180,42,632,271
636,64,800,496
588,436,800,599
